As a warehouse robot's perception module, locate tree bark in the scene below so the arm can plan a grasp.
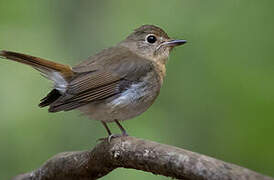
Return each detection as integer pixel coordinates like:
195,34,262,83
12,136,273,180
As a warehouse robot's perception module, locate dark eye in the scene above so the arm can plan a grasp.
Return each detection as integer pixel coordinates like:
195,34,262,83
146,35,157,44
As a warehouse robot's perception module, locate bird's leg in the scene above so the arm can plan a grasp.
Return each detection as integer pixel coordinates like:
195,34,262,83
99,121,121,142
114,119,128,136
99,120,128,143
98,121,113,142
101,121,112,136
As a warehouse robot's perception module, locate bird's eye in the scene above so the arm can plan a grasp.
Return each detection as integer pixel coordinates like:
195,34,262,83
146,35,157,44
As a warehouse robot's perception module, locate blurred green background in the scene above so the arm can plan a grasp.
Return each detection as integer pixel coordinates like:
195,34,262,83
0,0,274,179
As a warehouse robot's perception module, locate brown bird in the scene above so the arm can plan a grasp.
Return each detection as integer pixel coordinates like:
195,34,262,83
0,25,186,140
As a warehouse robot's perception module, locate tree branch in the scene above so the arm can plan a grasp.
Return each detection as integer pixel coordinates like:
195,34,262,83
13,136,273,180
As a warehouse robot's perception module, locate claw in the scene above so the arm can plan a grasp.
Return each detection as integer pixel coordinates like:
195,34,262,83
107,134,121,143
97,133,129,143
99,120,129,143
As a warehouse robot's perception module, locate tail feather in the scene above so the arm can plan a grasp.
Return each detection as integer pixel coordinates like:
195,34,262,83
0,50,75,108
0,50,74,79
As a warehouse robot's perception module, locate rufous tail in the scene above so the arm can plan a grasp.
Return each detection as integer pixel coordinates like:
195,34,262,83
0,50,76,108
0,50,74,79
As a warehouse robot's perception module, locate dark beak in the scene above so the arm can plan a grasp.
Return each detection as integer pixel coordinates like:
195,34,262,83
162,39,187,47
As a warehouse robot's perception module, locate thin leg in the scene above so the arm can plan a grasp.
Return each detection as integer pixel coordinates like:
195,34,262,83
114,119,128,136
101,121,112,136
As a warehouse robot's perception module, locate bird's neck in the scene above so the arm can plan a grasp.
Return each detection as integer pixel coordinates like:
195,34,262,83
154,60,166,85
147,54,168,85
118,42,167,84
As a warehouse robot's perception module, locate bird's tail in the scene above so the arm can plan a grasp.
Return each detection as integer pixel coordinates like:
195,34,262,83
0,50,74,79
0,50,75,107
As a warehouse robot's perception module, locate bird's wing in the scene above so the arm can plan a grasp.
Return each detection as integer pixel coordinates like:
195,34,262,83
48,47,154,112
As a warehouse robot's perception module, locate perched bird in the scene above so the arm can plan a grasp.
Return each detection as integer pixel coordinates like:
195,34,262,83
0,25,186,139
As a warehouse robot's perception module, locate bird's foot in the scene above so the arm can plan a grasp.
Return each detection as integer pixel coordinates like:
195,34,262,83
98,120,128,143
97,132,128,143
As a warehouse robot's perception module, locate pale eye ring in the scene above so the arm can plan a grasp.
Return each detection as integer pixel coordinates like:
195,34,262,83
146,34,157,44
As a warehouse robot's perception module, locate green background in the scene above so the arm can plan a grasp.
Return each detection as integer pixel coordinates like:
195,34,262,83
0,0,274,179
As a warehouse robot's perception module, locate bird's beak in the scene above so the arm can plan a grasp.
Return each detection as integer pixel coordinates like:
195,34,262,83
162,39,187,47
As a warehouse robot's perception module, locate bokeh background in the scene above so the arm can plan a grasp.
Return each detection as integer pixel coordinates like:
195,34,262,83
0,0,274,179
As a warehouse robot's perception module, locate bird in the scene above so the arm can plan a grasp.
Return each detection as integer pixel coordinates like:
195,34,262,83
0,25,186,140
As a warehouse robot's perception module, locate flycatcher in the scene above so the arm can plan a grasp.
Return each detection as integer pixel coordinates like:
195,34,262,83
0,25,186,139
